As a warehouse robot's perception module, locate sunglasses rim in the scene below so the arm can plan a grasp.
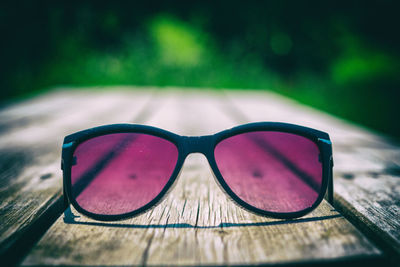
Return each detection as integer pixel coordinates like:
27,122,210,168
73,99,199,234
62,122,332,221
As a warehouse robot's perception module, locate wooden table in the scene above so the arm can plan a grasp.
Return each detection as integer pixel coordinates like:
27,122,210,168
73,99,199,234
0,88,399,266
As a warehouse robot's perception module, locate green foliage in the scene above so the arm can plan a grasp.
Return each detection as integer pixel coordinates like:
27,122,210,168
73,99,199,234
331,33,397,85
149,15,209,67
270,32,293,56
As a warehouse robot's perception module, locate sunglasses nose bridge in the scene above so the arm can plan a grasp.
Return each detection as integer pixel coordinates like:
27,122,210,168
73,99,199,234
183,135,214,155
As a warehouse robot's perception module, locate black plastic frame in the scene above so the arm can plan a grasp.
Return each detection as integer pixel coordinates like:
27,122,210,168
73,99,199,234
61,122,334,221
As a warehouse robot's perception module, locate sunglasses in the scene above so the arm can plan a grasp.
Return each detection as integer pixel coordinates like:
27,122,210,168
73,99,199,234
61,122,334,221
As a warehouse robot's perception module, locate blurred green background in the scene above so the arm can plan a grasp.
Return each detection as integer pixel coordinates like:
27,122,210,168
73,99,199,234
1,1,399,139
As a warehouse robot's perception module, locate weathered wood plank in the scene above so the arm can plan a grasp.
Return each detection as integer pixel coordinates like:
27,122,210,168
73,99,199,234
23,89,381,266
0,88,157,265
223,90,400,259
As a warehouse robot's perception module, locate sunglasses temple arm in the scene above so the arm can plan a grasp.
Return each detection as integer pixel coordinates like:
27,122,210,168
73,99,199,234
327,157,334,205
62,181,70,210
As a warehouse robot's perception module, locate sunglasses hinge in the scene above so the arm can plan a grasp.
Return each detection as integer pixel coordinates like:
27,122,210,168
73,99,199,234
62,141,74,149
318,138,332,145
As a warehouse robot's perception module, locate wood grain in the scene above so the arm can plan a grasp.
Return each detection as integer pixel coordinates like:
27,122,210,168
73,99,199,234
223,90,400,259
22,89,381,266
0,88,157,265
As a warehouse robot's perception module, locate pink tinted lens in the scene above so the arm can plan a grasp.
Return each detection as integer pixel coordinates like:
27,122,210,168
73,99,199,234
214,131,322,213
71,133,178,215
